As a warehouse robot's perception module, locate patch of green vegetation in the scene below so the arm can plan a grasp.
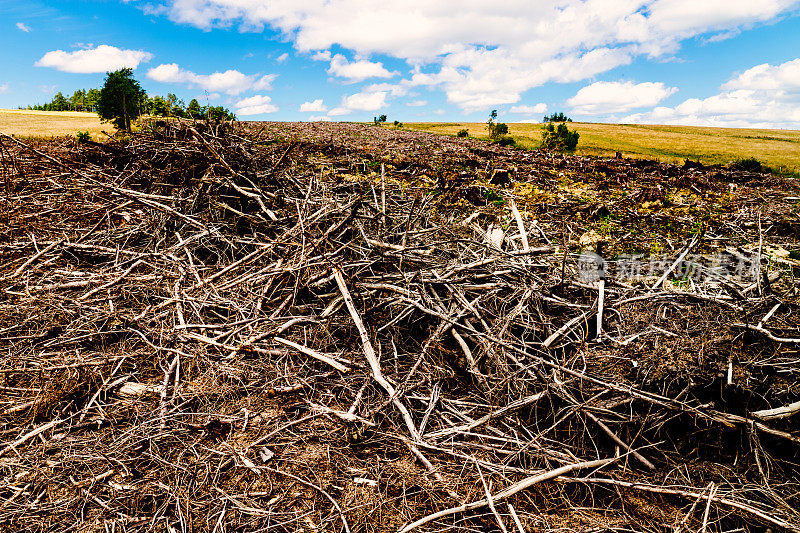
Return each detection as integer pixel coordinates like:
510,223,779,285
482,188,506,206
669,277,692,290
599,215,619,237
494,135,516,147
541,122,580,151
729,157,767,172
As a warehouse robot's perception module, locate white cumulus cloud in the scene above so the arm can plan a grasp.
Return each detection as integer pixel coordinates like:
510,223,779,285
234,94,279,115
327,54,396,82
276,52,289,63
35,45,153,74
329,90,388,116
299,99,327,112
510,103,547,114
147,63,188,82
406,100,427,107
568,81,678,115
149,0,800,111
252,74,277,90
722,58,800,92
0,83,9,94
622,58,800,128
365,81,410,97
147,63,276,95
16,22,31,32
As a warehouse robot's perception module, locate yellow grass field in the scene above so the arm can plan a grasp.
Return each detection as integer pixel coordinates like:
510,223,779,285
0,109,107,140
404,122,800,172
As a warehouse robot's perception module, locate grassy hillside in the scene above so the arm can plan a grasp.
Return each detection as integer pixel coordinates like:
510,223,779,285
0,109,105,140
404,122,800,172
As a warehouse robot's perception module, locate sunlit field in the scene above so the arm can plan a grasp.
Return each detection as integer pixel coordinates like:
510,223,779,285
0,109,106,140
403,122,800,171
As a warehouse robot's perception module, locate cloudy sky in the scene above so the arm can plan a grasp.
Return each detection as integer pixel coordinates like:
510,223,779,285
1,0,799,127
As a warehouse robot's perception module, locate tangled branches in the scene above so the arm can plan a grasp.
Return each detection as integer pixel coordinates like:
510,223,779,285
0,120,799,533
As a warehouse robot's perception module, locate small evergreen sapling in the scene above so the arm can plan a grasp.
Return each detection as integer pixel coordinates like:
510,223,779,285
487,109,509,139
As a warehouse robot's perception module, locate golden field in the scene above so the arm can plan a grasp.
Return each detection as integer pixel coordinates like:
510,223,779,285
404,122,800,172
0,109,106,140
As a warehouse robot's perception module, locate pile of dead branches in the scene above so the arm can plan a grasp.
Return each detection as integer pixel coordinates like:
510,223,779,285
0,120,799,533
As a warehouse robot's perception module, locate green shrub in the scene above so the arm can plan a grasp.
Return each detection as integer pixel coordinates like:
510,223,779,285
456,129,469,138
540,122,579,151
76,131,91,143
393,120,403,128
729,157,767,173
488,122,508,139
492,123,509,138
482,188,505,206
494,135,516,147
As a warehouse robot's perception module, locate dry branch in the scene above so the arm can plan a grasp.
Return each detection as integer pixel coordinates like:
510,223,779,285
1,120,799,533
399,458,616,533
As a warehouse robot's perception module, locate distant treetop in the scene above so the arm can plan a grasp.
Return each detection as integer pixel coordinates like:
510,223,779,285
543,112,572,123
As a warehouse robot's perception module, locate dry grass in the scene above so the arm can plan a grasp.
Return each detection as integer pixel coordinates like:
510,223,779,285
403,121,800,171
0,109,107,140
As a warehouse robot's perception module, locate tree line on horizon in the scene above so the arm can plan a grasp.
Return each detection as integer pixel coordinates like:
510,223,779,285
24,76,235,122
542,111,572,123
27,89,102,113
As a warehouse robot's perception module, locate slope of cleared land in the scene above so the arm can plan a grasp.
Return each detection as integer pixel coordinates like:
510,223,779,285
0,109,106,140
1,122,799,532
404,121,800,171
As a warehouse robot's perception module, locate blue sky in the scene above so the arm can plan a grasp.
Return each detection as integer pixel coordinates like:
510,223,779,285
1,0,799,127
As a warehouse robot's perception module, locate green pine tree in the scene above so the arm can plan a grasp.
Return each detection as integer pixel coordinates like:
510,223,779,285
97,69,147,131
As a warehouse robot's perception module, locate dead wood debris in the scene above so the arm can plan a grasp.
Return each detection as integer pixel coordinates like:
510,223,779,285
0,120,799,533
